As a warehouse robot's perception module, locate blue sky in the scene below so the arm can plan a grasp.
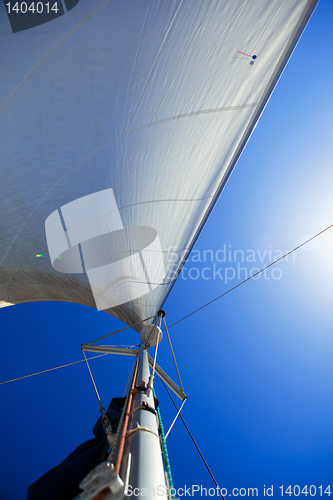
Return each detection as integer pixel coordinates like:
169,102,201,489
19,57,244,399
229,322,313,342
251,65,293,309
1,1,333,499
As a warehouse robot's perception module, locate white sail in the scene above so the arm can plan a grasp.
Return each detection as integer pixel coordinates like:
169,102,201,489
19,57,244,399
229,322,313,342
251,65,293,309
0,0,318,330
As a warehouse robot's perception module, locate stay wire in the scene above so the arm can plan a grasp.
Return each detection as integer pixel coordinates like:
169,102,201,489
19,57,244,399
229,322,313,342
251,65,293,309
163,316,184,392
161,380,225,500
0,353,108,386
2,225,332,387
165,398,186,439
82,349,104,412
168,224,333,329
86,314,157,345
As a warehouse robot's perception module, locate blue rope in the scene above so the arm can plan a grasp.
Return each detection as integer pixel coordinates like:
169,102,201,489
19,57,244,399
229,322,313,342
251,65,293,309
153,388,175,499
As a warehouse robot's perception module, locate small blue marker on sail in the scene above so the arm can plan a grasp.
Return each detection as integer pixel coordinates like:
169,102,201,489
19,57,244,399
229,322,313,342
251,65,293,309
237,51,257,64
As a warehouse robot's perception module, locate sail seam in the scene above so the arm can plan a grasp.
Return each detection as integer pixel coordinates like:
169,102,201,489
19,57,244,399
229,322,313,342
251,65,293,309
0,100,251,267
6,266,22,302
157,0,320,312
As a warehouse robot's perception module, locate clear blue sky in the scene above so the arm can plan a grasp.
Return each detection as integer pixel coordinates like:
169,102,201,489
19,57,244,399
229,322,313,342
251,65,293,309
1,1,333,499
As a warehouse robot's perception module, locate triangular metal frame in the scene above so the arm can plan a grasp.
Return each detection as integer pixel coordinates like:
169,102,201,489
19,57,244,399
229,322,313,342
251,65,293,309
81,344,187,401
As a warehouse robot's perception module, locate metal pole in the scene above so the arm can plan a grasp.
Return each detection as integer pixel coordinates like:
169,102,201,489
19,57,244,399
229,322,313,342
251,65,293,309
124,348,167,498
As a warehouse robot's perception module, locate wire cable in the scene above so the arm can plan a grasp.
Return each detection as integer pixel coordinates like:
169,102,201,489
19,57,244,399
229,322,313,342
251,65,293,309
163,316,184,392
0,353,108,386
165,399,186,439
82,349,104,412
86,315,157,345
2,225,331,387
168,224,333,329
161,380,225,500
149,317,162,385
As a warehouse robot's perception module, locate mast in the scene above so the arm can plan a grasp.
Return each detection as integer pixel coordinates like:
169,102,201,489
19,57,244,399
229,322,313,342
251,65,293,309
121,348,167,497
78,313,183,500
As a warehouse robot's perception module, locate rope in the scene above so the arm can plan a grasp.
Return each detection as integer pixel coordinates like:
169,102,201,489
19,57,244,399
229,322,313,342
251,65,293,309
86,315,157,345
125,425,159,439
165,399,186,439
108,358,138,464
153,388,176,499
114,357,140,474
163,316,184,392
0,354,108,386
153,389,175,499
168,224,333,329
162,380,225,500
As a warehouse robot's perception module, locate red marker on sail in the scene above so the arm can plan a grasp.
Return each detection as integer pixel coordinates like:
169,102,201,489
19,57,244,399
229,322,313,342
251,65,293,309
237,51,257,59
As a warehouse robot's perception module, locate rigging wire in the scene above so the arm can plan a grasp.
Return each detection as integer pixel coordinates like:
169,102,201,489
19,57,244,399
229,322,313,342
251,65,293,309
82,349,104,412
167,223,333,329
2,225,332,387
86,315,157,345
163,316,184,392
82,350,116,449
148,316,162,388
0,353,108,386
165,398,186,439
161,380,226,500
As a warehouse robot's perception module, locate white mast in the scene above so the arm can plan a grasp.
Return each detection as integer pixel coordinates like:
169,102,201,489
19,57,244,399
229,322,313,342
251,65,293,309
79,312,185,499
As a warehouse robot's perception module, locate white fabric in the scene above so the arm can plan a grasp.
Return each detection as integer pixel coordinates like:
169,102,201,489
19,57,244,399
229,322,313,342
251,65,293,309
0,0,318,329
61,188,124,246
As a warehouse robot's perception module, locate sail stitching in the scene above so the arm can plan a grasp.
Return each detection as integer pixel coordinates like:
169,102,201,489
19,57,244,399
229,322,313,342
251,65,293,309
3,223,332,387
3,225,332,387
1,100,255,266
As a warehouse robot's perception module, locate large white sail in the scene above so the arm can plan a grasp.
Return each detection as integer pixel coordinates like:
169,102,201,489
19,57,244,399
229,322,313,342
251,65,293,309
0,0,318,330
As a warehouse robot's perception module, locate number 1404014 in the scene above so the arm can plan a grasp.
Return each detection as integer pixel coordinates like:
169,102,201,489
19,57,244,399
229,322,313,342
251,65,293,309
280,486,331,497
5,2,59,14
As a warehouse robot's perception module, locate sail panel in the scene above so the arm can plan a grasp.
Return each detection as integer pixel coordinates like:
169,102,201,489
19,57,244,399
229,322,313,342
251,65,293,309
0,0,318,330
